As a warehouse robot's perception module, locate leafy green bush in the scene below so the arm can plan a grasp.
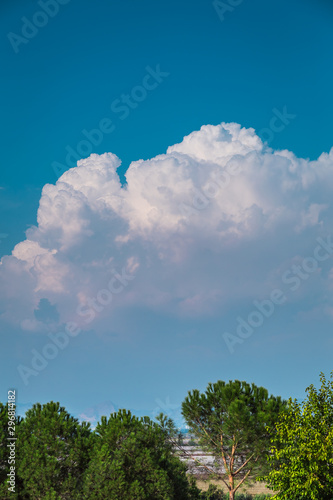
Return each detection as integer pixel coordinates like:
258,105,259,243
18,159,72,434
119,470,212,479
234,494,252,500
198,488,275,500
200,484,225,499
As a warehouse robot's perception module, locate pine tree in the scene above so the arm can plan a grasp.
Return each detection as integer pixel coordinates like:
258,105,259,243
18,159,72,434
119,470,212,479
16,401,93,499
181,379,285,500
82,409,200,499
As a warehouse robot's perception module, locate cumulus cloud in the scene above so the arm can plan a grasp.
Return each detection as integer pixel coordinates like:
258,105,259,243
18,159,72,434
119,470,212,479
1,122,333,332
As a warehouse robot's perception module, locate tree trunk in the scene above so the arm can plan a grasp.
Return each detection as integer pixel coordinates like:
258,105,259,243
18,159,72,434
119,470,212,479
228,474,235,500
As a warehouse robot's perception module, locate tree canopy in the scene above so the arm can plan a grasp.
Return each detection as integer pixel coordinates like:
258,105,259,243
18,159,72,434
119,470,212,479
2,373,332,499
82,409,200,499
181,379,286,500
0,402,200,499
262,372,333,500
15,401,93,499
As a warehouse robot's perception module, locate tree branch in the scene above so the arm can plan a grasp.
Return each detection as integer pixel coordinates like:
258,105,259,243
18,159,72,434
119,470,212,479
233,452,255,476
234,467,252,493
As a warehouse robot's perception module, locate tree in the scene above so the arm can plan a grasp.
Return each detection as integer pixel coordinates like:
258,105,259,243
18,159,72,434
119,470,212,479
82,409,201,499
262,372,333,500
16,401,93,499
181,379,285,500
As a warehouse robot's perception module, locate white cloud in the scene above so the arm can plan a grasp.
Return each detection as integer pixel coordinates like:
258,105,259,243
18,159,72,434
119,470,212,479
1,122,333,331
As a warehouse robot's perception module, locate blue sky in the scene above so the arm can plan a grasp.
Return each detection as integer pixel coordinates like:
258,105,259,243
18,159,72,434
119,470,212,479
1,0,333,420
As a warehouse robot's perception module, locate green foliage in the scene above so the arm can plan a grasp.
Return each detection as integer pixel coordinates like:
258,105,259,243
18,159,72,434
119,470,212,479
82,409,201,499
0,402,201,499
198,488,273,500
3,371,330,500
16,401,94,499
182,380,285,499
200,484,225,499
262,372,333,500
